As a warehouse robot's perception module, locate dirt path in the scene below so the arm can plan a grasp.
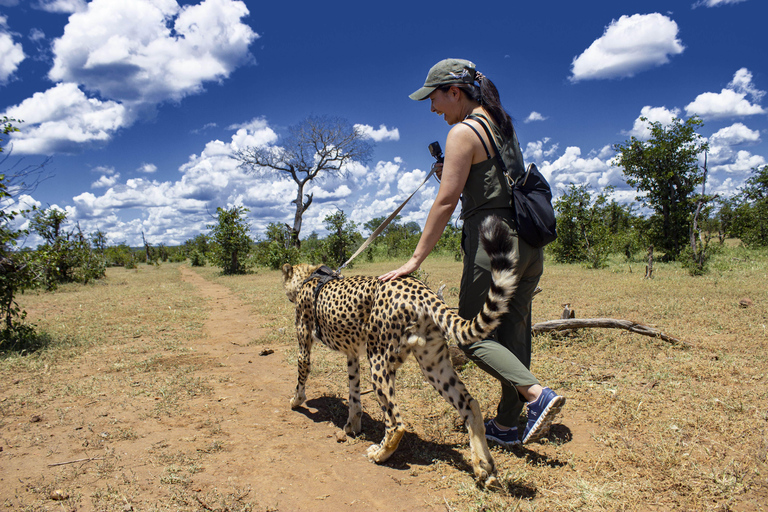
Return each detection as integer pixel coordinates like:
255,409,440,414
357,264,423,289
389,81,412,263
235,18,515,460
2,264,601,511
177,267,449,511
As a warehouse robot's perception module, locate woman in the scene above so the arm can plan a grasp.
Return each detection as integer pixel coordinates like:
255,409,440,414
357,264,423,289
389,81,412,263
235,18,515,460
379,58,564,446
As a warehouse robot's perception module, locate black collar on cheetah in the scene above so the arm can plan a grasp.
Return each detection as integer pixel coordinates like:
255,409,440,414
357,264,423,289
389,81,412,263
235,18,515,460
302,265,343,340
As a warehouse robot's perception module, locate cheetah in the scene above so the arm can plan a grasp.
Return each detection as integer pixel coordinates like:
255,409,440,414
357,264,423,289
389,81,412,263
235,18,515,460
281,216,519,486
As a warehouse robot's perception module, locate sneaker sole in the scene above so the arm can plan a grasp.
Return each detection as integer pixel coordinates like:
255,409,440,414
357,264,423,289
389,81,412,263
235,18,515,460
485,434,521,448
522,396,566,444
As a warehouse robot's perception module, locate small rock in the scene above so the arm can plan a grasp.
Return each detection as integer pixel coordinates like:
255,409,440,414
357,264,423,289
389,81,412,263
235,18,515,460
335,430,347,443
259,348,274,356
30,415,42,423
739,298,753,308
50,489,69,501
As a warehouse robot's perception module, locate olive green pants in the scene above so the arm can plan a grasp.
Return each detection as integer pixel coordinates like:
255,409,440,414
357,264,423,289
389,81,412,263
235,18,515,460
458,212,543,427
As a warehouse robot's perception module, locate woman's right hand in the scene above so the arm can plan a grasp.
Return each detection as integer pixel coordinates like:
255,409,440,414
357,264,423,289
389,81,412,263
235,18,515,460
432,162,443,181
378,257,420,282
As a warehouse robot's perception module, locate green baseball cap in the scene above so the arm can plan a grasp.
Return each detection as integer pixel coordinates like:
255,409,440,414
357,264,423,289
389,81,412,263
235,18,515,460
409,58,477,101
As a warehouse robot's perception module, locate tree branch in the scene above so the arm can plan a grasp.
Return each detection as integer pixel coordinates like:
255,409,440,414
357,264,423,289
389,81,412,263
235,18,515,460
532,318,687,346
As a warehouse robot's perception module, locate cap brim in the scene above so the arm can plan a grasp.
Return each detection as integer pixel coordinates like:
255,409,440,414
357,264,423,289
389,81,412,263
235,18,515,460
409,86,436,101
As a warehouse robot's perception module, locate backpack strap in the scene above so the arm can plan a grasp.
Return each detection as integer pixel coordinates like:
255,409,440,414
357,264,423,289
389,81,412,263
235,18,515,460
465,114,508,174
461,121,492,160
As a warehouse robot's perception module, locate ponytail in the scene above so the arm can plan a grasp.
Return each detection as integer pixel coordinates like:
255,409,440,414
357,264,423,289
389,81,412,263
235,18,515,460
440,74,515,140
476,75,514,140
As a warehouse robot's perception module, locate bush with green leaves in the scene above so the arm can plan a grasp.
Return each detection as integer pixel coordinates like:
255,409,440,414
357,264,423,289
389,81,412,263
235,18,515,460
103,243,138,268
550,184,614,268
0,184,35,338
724,165,768,247
28,208,106,290
0,118,38,343
253,222,299,270
318,210,361,269
360,215,422,261
208,206,253,274
434,222,462,260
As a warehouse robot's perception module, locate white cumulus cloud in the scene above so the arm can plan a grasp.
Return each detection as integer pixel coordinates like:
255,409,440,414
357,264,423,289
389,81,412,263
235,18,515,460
3,0,258,155
524,138,559,163
34,0,87,13
48,0,258,105
0,16,25,85
355,123,400,142
570,13,684,82
709,122,761,147
626,106,682,139
137,163,157,174
710,150,766,174
685,68,765,119
3,82,128,154
92,173,120,188
524,111,548,123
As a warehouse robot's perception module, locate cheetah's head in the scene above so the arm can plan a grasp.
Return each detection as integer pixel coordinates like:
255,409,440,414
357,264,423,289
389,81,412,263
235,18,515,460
281,263,321,303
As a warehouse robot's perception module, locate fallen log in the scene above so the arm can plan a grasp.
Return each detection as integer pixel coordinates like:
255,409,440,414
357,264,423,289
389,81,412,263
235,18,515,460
532,318,687,347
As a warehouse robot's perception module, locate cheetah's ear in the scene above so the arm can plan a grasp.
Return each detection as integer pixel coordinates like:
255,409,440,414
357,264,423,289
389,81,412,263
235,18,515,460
281,263,293,280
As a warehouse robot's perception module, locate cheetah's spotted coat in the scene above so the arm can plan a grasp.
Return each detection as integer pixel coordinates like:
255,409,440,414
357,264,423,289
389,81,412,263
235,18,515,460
281,216,519,486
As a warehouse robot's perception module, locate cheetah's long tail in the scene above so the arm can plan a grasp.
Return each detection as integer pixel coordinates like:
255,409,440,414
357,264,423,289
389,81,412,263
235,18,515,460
438,215,520,347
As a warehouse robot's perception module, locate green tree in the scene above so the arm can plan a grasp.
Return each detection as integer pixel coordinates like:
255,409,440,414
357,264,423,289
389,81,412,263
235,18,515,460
104,242,137,268
550,184,613,268
29,209,106,289
614,116,709,260
234,116,373,249
253,222,299,270
727,165,768,247
0,118,35,338
208,206,253,274
434,222,462,260
182,233,210,266
320,210,360,269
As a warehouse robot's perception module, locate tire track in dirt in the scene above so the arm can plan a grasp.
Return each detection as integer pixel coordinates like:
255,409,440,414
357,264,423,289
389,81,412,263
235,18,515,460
179,267,448,511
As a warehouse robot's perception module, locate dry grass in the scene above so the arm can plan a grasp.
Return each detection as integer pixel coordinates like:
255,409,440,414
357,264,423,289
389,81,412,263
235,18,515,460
0,265,266,511
2,244,767,511
201,247,768,511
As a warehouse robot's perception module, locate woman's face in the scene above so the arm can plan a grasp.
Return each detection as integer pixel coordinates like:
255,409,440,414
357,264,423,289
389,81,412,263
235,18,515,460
428,88,460,125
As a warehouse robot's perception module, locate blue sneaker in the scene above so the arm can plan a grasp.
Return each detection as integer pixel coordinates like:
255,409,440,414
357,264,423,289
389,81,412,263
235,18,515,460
485,419,520,448
522,388,565,444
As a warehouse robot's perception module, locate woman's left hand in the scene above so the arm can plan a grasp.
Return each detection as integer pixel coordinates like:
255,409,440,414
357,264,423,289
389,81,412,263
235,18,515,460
378,258,420,282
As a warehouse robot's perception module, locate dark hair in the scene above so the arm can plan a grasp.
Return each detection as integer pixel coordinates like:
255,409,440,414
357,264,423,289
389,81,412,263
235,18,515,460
439,77,514,139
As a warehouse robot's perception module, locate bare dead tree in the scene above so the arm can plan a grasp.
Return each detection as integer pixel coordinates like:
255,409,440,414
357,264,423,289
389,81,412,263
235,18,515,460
645,245,654,279
141,231,152,263
234,116,372,249
690,152,718,274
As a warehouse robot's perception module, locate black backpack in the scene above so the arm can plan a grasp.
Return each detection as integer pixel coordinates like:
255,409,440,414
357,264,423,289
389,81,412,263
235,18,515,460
465,115,557,248
508,162,557,248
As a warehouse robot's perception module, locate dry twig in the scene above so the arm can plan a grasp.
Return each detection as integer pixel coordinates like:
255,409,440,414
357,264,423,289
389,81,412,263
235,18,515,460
47,457,103,467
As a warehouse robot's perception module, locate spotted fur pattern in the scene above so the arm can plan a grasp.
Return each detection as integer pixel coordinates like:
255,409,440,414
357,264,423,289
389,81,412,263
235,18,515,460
281,216,519,486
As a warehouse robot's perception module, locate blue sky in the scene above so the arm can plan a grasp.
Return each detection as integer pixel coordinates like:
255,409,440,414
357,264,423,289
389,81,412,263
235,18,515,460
0,0,766,247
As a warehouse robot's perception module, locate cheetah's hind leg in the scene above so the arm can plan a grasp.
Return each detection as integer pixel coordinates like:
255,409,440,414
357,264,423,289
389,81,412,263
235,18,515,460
345,354,362,435
414,338,498,487
365,350,406,463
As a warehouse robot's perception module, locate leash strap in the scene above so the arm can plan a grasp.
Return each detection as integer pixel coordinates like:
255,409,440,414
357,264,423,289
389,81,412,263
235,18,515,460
337,165,437,272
